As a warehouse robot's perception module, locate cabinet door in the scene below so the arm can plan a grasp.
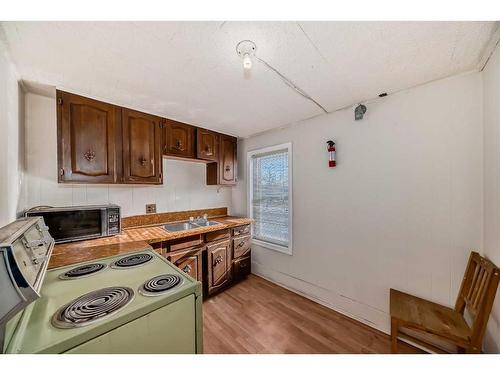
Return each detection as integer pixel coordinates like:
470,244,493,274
163,119,195,159
57,90,120,183
122,108,162,184
219,135,237,185
196,128,219,161
207,240,231,295
168,248,203,282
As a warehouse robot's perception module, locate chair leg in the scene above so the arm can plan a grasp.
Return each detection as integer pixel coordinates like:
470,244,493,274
391,317,399,354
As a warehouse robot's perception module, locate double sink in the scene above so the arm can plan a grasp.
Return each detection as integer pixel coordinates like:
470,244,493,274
164,219,221,232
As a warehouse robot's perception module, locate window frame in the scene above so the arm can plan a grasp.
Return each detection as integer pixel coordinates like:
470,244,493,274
247,142,293,255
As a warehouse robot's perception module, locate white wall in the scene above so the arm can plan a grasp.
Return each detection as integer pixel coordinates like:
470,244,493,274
0,40,25,227
233,72,483,336
483,43,500,354
24,92,232,217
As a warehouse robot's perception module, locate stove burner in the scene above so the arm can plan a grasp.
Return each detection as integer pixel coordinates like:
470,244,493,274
110,253,153,269
139,274,183,296
59,263,107,280
52,286,134,329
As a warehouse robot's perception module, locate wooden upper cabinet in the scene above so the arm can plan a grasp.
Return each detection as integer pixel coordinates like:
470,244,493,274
122,108,163,184
219,135,237,185
196,128,219,161
57,90,121,183
163,119,196,159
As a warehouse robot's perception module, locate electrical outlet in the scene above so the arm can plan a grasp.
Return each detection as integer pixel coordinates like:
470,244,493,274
146,204,156,214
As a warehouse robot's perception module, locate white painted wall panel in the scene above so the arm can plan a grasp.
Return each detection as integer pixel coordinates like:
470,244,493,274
483,42,500,354
0,40,25,227
23,92,232,217
232,72,483,336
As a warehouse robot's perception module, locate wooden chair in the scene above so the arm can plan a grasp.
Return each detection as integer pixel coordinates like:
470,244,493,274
390,251,500,353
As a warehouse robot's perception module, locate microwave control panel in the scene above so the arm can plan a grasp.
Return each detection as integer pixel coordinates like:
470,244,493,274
107,208,121,234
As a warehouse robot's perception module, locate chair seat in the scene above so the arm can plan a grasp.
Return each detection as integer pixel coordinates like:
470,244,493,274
390,289,471,344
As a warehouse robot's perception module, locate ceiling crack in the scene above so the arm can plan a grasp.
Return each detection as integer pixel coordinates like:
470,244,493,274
296,22,329,64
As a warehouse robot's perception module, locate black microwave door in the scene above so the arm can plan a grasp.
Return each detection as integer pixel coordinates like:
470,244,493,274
36,210,103,242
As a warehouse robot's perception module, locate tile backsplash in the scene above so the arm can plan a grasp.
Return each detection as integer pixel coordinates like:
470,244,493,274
24,92,232,217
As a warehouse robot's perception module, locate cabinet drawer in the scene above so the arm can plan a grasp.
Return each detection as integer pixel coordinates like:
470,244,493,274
232,225,250,237
233,255,251,281
205,229,230,243
232,235,251,259
167,235,202,252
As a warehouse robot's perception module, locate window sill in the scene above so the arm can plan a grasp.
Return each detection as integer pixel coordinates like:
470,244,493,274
252,238,292,256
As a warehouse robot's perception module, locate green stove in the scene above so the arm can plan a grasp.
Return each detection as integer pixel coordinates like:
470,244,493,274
1,218,203,354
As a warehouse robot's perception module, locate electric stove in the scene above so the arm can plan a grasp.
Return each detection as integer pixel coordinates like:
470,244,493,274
1,219,203,354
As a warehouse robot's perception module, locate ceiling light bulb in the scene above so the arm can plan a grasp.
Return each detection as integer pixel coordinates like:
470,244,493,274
243,53,252,70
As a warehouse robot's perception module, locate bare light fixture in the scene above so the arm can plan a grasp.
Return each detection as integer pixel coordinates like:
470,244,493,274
235,39,328,113
236,40,256,70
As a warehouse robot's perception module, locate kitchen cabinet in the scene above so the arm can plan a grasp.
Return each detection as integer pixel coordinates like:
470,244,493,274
122,108,163,184
57,90,238,186
57,90,121,183
163,119,196,159
167,247,204,282
206,239,232,296
207,134,237,185
196,128,219,162
233,235,251,259
232,254,251,282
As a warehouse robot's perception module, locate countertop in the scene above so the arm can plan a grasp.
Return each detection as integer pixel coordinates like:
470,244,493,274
48,216,252,269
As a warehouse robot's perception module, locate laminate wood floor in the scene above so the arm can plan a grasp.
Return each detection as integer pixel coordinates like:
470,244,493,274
203,275,422,354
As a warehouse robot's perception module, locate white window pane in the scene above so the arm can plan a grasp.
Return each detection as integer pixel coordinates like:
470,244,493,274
251,149,289,247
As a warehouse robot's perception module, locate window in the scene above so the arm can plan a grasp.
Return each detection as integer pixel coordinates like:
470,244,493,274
248,143,292,255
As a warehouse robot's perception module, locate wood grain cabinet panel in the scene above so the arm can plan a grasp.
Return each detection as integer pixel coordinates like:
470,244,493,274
233,235,251,259
163,119,196,159
167,247,203,282
122,109,163,184
207,134,237,185
232,254,251,282
196,128,219,161
219,135,237,185
57,90,121,183
207,240,231,295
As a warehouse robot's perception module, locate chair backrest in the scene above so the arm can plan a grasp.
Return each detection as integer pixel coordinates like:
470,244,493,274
455,251,500,347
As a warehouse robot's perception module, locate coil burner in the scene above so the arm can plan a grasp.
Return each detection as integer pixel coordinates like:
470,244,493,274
51,286,134,328
110,253,153,269
139,274,183,296
59,263,107,280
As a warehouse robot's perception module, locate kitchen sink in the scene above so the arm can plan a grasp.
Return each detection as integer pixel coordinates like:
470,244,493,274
163,222,199,232
163,220,220,232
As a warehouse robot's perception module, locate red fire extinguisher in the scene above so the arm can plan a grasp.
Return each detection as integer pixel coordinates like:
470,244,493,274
327,140,336,168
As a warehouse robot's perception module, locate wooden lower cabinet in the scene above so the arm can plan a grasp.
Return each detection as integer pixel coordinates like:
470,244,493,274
167,246,204,282
233,254,251,282
164,225,251,297
206,239,232,296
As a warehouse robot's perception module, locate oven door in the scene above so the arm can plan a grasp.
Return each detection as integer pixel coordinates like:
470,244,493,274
28,208,107,243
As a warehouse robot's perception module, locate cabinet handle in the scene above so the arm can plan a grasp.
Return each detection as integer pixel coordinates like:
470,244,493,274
225,165,231,172
182,264,192,273
84,149,96,162
237,241,245,248
139,157,148,166
205,145,213,156
173,140,185,151
214,255,223,266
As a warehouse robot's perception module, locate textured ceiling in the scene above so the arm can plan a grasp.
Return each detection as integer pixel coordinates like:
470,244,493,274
0,21,497,137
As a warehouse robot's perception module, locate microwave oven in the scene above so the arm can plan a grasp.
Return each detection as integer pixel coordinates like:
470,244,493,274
25,204,121,244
